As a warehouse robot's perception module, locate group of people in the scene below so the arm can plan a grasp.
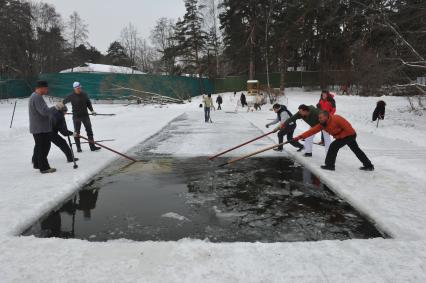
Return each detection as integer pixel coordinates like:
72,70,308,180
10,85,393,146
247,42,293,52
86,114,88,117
29,80,100,174
266,90,374,172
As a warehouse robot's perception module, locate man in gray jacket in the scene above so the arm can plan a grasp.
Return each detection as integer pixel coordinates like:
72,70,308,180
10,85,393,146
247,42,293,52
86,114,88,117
29,81,56,174
63,82,100,152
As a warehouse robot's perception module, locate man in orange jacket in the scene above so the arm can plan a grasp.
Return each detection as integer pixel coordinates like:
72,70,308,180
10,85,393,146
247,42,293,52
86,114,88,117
294,111,374,171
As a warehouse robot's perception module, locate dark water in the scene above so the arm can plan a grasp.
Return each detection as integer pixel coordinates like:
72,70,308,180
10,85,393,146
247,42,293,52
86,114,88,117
23,156,385,242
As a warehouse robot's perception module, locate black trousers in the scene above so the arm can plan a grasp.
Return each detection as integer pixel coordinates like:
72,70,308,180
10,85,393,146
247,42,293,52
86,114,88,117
325,135,373,167
32,133,51,171
217,103,222,110
73,116,94,148
277,124,304,150
50,132,73,161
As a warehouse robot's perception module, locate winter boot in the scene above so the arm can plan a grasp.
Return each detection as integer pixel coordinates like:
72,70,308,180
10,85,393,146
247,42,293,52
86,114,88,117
90,144,101,151
360,165,374,171
321,165,335,171
68,158,79,163
297,146,304,152
273,148,283,152
41,168,57,174
304,153,312,157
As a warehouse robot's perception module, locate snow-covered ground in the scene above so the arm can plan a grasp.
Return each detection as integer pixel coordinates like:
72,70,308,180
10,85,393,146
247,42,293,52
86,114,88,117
1,90,426,282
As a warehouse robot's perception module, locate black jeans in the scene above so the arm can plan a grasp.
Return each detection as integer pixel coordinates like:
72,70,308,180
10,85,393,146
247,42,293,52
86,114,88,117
277,124,304,150
73,116,94,148
50,132,73,161
325,134,373,167
32,133,51,171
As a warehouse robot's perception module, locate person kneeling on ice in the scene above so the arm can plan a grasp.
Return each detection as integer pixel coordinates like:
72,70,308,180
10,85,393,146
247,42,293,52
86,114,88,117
266,104,304,152
283,104,331,157
293,111,374,171
48,102,79,163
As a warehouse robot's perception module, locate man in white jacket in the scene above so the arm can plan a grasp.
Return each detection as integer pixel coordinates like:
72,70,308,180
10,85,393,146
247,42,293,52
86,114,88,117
202,94,215,123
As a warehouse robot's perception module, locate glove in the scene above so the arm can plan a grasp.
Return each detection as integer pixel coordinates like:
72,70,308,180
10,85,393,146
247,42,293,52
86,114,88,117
91,111,97,116
265,124,270,128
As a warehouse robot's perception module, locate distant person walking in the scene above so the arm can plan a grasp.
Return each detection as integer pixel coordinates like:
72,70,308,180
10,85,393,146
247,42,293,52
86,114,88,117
254,93,263,111
63,82,100,152
216,95,223,110
48,102,79,163
266,104,304,152
29,80,56,174
240,93,247,108
203,94,215,123
294,111,374,171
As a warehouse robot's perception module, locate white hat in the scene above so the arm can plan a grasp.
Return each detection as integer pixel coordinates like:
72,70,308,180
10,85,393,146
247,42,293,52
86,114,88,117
73,82,81,88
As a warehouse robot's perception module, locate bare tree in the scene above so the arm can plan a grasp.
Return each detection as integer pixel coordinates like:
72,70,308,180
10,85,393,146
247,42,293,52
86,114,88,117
67,11,88,71
136,38,157,73
120,23,139,67
201,0,222,76
150,18,175,73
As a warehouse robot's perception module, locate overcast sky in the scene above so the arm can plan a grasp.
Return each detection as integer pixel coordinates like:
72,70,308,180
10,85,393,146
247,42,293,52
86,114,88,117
38,0,186,53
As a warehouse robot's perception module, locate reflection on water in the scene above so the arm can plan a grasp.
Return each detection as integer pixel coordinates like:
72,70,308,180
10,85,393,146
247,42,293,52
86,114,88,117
24,157,385,242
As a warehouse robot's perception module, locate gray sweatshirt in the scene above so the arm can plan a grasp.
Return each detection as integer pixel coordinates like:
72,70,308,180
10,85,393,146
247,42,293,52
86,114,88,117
28,92,54,134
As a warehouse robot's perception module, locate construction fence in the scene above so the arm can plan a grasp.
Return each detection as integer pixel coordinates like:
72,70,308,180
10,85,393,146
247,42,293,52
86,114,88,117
1,70,348,100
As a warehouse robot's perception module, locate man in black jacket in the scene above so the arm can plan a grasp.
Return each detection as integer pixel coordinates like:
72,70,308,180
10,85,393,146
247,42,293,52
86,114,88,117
49,103,79,163
216,95,223,110
63,82,100,152
266,104,304,152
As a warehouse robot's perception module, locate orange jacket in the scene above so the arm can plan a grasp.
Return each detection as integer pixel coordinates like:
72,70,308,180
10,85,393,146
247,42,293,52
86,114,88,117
296,115,356,140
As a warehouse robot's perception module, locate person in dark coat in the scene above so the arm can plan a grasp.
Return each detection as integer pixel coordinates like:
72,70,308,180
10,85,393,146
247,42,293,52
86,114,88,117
216,95,223,110
29,80,56,174
372,100,386,121
63,82,101,152
240,93,247,108
266,104,304,152
49,103,79,163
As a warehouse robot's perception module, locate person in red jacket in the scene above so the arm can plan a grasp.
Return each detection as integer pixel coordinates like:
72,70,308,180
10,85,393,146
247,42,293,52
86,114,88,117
317,90,336,115
294,111,374,171
317,90,336,146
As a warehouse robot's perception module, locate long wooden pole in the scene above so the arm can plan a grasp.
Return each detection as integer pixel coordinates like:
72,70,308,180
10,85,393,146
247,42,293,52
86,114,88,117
209,130,276,160
218,141,289,167
77,135,137,162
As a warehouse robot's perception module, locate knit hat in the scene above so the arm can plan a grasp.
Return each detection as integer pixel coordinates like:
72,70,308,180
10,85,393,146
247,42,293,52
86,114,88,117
36,80,48,88
73,82,81,88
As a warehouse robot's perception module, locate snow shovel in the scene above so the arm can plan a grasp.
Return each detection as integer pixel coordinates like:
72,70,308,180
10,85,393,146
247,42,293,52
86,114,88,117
209,130,276,160
77,135,138,162
218,141,290,167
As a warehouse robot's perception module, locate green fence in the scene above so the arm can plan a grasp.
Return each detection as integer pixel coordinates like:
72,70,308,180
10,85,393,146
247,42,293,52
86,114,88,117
38,73,215,100
214,71,349,93
0,78,32,99
0,70,348,99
